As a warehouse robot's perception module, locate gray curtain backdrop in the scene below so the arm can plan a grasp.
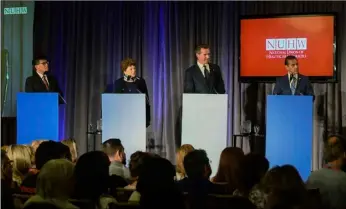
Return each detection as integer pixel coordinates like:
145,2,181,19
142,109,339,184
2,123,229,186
1,0,34,117
33,1,346,169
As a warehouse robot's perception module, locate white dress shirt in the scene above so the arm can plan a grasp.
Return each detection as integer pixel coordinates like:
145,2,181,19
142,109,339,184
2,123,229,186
197,62,210,77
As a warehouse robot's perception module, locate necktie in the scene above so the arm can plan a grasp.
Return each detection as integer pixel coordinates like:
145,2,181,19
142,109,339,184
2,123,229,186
290,76,296,95
42,75,49,90
204,65,209,81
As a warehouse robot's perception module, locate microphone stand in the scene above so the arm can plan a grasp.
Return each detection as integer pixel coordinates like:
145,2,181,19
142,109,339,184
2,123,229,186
2,51,9,116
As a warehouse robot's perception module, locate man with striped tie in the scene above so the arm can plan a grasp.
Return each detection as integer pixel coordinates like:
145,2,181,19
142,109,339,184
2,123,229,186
25,56,64,103
273,55,314,96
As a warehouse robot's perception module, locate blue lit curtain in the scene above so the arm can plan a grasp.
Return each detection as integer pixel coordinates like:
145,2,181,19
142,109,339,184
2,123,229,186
33,1,346,168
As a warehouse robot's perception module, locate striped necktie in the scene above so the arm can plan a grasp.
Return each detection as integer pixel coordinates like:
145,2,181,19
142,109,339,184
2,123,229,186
290,76,296,95
42,75,49,90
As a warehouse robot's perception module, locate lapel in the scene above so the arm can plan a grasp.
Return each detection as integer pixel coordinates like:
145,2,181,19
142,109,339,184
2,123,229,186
34,71,49,92
120,79,128,92
296,74,302,92
285,74,302,95
283,74,292,94
193,65,208,87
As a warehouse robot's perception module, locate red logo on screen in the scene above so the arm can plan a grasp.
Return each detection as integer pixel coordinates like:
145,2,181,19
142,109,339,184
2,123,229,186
265,38,308,59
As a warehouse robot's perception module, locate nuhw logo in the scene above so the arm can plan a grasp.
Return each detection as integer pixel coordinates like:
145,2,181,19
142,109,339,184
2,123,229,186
266,38,307,51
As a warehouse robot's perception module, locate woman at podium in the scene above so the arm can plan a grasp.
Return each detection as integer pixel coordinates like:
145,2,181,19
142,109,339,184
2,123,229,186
105,58,151,127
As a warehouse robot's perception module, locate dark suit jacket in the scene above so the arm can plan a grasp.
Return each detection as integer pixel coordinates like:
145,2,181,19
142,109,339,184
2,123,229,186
184,63,226,94
273,74,314,97
25,71,64,103
105,77,151,127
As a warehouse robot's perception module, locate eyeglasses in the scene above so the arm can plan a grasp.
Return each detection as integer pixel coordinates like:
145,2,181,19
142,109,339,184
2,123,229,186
39,61,49,65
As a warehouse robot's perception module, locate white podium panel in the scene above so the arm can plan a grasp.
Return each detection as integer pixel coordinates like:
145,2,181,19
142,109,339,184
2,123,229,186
182,94,228,177
102,94,146,164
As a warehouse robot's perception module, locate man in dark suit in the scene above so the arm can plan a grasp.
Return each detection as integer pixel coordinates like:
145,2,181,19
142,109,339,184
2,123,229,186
273,55,314,96
25,56,64,100
184,44,226,94
104,58,151,127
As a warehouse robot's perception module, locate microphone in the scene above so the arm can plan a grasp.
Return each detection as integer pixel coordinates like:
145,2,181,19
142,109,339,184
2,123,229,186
212,87,218,94
58,93,67,104
125,75,139,82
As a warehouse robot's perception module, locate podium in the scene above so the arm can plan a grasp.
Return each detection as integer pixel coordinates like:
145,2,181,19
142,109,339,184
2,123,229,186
181,94,228,176
102,94,146,163
17,93,60,145
266,95,313,181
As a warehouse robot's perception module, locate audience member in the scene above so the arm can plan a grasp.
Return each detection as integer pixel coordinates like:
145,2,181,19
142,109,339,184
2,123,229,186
73,151,117,209
233,153,269,197
125,151,150,190
251,165,307,209
127,154,161,202
175,144,195,181
265,190,300,209
211,147,244,194
31,140,47,153
326,134,346,172
1,145,9,152
24,159,76,209
21,141,71,194
137,156,184,209
30,140,48,174
307,135,346,209
102,138,130,180
61,138,78,163
1,149,15,209
177,149,225,199
6,144,34,186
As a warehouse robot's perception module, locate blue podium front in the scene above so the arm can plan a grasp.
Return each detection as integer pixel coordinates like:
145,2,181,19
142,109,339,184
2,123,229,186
17,93,59,145
266,95,313,181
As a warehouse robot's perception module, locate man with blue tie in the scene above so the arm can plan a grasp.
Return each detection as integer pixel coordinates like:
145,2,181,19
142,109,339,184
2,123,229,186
273,55,314,96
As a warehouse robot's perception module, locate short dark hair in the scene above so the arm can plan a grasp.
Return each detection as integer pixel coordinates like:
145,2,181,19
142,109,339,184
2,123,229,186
129,151,150,178
195,44,210,54
32,56,48,66
284,55,297,65
241,153,269,193
35,141,71,169
324,135,346,162
102,138,124,156
183,149,210,179
120,58,136,72
74,151,111,201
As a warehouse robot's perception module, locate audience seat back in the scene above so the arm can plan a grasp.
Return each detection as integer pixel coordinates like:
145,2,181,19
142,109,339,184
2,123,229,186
69,199,95,209
114,188,136,202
